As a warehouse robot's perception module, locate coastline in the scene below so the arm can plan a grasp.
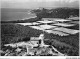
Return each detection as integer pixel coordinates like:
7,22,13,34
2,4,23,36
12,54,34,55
1,16,39,23
21,16,37,20
1,9,37,22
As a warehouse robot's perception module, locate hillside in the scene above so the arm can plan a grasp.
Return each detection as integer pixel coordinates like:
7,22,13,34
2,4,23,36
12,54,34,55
1,7,79,56
1,23,79,56
32,8,79,19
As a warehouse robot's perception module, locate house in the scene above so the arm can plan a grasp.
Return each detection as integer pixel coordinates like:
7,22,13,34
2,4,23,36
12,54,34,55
30,34,45,47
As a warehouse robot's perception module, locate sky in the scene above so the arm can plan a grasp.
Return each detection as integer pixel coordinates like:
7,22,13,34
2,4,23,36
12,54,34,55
1,0,79,9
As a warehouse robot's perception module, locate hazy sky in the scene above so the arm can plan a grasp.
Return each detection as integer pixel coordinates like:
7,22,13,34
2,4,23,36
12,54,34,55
1,0,79,9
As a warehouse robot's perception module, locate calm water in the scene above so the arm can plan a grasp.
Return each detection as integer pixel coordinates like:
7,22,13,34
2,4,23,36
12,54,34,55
1,8,36,21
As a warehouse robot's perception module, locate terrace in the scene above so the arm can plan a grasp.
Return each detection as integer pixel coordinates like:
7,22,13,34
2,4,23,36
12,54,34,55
52,23,75,27
42,18,71,22
17,18,79,36
45,30,69,36
68,17,79,21
17,23,32,26
52,27,79,34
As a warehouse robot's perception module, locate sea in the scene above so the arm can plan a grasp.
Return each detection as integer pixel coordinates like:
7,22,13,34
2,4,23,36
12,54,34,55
1,8,36,21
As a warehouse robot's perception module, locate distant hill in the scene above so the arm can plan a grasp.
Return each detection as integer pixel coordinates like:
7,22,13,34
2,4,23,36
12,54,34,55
32,7,79,19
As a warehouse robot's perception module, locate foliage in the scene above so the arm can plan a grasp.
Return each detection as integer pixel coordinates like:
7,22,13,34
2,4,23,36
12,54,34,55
32,8,79,19
1,23,79,56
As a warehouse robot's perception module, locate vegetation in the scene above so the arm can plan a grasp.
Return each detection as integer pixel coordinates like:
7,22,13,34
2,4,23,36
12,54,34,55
1,7,79,56
1,23,79,56
32,8,79,19
45,39,78,56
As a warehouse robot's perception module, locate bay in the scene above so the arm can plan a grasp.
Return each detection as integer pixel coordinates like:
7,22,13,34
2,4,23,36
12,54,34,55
1,8,36,21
